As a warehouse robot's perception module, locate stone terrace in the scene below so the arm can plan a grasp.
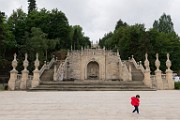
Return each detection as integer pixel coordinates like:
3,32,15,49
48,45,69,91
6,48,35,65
0,90,180,120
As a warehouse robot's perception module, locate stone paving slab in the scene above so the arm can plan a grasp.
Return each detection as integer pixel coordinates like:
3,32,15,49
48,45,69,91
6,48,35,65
0,90,180,120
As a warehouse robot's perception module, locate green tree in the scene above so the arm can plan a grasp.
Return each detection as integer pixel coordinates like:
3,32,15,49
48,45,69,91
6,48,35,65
0,11,5,56
26,8,71,50
28,0,37,14
72,28,78,50
0,11,17,73
99,32,113,49
153,13,174,33
29,27,48,59
7,8,27,57
115,19,127,30
148,29,180,73
0,11,5,67
71,25,91,50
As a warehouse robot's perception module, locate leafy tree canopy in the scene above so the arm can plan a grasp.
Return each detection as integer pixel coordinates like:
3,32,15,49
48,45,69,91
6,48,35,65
153,13,174,33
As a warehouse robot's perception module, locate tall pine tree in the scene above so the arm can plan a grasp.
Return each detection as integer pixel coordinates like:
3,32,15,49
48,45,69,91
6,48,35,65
28,0,37,14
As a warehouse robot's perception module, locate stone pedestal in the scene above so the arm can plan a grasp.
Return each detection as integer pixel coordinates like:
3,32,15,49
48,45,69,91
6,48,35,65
155,70,163,90
8,70,18,90
128,65,132,81
166,70,174,89
165,53,174,89
20,53,29,90
32,70,40,88
20,70,29,89
32,53,40,88
144,70,152,88
8,53,18,91
143,53,151,88
53,65,57,81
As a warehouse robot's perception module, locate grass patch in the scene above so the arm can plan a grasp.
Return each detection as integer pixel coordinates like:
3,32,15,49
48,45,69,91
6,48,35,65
0,84,5,91
175,82,180,89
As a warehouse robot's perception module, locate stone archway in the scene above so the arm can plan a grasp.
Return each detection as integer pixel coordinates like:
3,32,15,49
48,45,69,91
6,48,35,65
87,61,99,80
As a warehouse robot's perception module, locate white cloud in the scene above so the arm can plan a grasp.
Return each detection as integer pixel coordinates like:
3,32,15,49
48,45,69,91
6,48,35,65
0,0,180,42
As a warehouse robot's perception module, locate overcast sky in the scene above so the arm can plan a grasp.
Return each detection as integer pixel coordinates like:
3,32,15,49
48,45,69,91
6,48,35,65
0,0,180,43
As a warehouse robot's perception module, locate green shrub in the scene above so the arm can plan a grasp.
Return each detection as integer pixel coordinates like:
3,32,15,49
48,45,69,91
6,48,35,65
0,84,5,91
175,82,180,89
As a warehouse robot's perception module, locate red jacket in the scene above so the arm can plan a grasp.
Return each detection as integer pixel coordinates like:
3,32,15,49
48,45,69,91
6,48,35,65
131,97,140,106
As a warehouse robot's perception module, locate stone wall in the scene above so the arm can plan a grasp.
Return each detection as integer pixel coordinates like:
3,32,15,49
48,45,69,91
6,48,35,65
64,48,131,81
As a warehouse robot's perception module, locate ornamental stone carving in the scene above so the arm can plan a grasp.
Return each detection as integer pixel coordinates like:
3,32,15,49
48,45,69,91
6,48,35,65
12,53,18,71
144,53,150,71
166,53,172,71
155,53,160,71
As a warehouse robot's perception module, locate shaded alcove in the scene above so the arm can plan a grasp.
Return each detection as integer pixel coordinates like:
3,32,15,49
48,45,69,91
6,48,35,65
87,61,99,79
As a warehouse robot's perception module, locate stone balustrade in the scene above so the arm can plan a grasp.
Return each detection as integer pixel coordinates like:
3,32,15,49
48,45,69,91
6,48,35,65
8,51,175,90
143,53,174,90
8,53,55,90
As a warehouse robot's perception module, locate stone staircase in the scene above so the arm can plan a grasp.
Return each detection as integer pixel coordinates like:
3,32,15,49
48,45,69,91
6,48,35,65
125,61,144,81
29,80,155,91
40,68,54,81
29,60,155,91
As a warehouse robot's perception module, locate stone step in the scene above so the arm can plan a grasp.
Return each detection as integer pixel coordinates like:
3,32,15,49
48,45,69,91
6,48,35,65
29,87,155,91
37,84,149,88
29,80,155,91
40,80,145,85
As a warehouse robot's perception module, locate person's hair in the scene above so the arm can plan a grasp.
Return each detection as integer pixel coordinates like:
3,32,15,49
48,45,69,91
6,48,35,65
136,95,140,98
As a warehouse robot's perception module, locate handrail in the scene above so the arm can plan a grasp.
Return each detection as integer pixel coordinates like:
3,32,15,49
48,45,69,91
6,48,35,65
131,58,144,73
56,59,67,81
39,57,55,77
57,62,65,81
17,74,22,80
16,74,33,90
139,63,145,73
39,63,47,77
131,58,139,69
46,58,55,69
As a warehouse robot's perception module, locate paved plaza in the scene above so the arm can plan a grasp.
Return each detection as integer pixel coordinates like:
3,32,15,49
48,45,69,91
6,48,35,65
0,90,180,120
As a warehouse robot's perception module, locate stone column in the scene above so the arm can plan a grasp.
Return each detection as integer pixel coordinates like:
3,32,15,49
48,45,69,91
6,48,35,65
143,53,152,88
128,65,132,81
117,49,120,57
155,53,163,90
8,53,18,90
53,64,57,81
32,53,40,88
20,53,29,90
165,53,174,89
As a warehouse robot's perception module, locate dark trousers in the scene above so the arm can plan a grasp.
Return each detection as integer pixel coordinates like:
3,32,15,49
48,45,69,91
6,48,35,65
132,106,139,113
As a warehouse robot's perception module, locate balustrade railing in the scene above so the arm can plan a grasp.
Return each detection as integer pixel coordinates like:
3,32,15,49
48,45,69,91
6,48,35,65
39,63,46,77
46,58,55,69
150,75,156,89
15,57,55,90
39,57,55,77
55,59,67,81
131,58,145,73
15,74,33,90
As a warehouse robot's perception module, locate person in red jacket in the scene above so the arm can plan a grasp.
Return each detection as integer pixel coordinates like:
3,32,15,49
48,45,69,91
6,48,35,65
131,95,140,114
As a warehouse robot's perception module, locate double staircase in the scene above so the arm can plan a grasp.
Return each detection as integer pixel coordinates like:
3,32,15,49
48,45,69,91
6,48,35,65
29,61,155,91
